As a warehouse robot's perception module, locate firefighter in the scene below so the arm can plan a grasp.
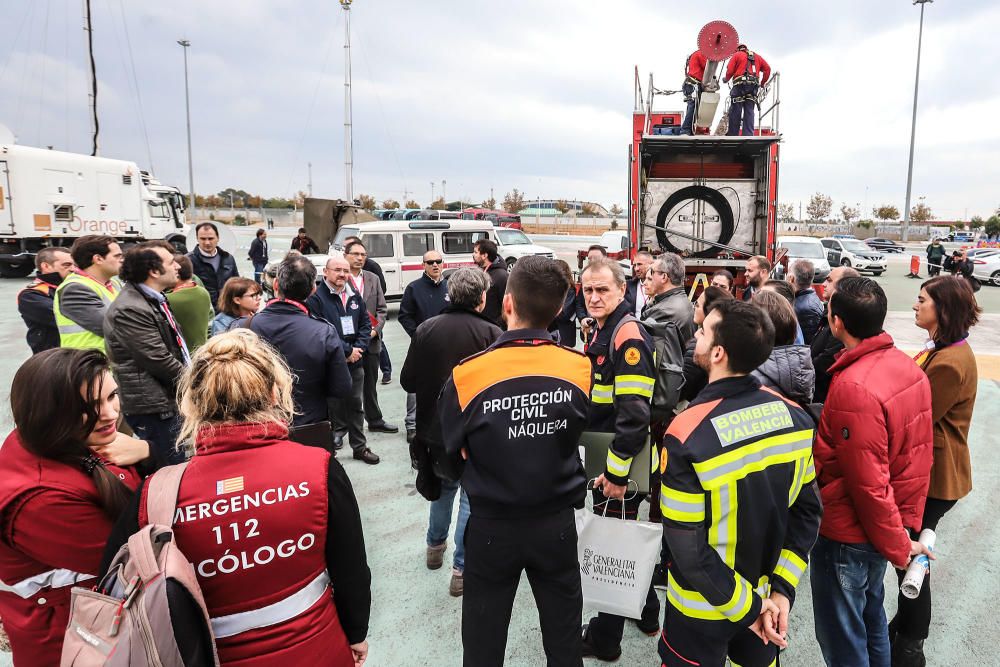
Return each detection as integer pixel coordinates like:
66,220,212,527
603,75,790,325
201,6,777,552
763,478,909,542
578,257,660,661
658,300,822,666
437,256,593,667
17,247,75,354
724,44,771,137
681,49,707,135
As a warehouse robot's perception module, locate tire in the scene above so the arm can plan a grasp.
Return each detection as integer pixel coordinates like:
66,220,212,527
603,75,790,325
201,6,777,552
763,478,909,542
841,258,852,267
0,260,34,279
505,257,517,270
168,237,188,254
992,271,1000,288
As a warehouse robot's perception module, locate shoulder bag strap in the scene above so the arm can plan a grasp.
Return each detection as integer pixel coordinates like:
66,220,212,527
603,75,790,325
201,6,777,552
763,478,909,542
144,461,191,527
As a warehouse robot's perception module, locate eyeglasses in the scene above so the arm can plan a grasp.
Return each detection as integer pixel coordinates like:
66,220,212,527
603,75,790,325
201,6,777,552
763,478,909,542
245,292,262,299
424,259,443,265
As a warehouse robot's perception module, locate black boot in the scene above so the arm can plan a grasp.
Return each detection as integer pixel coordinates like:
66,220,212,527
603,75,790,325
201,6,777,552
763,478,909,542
891,634,926,667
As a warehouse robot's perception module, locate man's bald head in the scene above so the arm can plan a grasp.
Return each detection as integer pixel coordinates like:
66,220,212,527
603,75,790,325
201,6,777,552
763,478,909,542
323,253,351,289
325,253,349,270
423,250,444,280
823,266,861,302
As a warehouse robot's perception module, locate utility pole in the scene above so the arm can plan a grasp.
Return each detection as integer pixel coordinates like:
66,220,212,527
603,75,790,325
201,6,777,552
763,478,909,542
902,0,932,243
84,0,99,155
177,40,195,210
430,182,435,203
308,162,313,197
341,0,354,201
442,180,447,206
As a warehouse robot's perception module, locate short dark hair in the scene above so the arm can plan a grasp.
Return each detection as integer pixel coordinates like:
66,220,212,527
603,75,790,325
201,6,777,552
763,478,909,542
752,290,798,346
710,300,775,374
587,244,608,257
829,277,887,339
764,279,796,304
175,254,194,281
195,222,219,237
507,256,571,328
298,227,307,234
344,239,366,255
70,235,116,269
474,238,499,262
711,269,734,287
120,241,173,284
256,228,266,238
702,285,735,316
276,255,316,302
35,247,71,270
920,275,982,345
218,277,260,316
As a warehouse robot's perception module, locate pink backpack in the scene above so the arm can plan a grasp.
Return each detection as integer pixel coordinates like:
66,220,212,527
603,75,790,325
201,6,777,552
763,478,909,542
60,462,220,666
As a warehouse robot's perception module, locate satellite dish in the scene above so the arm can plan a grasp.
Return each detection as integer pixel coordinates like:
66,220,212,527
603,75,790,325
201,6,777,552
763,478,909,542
0,124,16,145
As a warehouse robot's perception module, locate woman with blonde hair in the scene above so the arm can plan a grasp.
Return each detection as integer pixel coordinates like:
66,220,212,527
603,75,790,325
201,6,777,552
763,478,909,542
104,330,371,666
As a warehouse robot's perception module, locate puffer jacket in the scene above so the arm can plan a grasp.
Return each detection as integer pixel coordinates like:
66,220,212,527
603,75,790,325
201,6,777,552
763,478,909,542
751,344,815,404
103,283,187,415
814,332,933,568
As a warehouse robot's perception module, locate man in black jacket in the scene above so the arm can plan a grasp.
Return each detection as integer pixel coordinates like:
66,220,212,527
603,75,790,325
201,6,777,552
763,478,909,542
247,228,269,284
473,239,508,328
188,222,239,310
104,241,189,466
401,267,501,596
810,266,859,403
248,255,353,429
399,250,450,442
788,259,824,344
344,234,392,384
17,247,74,354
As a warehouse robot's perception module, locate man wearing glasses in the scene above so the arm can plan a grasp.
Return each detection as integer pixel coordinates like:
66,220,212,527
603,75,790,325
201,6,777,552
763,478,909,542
399,251,450,444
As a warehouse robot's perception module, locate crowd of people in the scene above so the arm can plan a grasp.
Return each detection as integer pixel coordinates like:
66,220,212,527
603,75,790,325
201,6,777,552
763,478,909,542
3,227,983,667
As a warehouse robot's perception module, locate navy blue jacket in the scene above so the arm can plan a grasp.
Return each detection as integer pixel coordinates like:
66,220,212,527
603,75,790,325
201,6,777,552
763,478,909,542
793,288,825,345
247,300,352,426
188,248,240,311
399,274,449,337
306,282,371,365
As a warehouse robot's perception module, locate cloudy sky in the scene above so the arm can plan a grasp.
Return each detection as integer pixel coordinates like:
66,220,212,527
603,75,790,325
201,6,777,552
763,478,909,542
0,0,995,219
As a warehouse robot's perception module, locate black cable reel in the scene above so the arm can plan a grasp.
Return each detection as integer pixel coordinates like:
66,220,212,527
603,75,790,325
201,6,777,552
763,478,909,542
655,185,736,259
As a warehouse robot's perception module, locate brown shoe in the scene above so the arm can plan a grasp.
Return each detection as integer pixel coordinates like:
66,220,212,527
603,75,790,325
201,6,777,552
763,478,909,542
353,448,380,465
449,569,464,597
426,543,446,570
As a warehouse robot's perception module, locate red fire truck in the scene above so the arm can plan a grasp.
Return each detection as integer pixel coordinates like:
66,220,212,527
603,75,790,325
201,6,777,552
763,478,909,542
627,21,783,295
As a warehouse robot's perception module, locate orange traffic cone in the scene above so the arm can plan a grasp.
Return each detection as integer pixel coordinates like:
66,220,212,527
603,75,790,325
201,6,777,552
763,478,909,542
907,255,921,279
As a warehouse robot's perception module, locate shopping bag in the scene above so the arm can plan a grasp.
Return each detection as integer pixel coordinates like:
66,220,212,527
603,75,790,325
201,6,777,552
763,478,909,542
575,507,661,619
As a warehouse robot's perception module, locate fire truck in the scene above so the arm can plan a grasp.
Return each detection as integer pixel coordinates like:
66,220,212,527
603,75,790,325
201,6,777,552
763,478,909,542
627,21,782,295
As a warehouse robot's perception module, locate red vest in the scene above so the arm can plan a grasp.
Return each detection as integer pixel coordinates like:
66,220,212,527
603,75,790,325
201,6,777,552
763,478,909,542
141,422,352,666
0,430,141,666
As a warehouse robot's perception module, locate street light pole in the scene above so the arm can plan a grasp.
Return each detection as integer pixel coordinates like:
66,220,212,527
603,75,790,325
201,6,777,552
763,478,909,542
341,0,354,202
902,0,932,243
177,40,195,212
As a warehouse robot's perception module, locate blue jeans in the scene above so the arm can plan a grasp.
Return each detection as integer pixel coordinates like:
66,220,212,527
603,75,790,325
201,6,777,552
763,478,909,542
252,261,267,284
379,343,391,375
811,536,891,667
427,479,470,572
125,412,185,468
681,81,700,134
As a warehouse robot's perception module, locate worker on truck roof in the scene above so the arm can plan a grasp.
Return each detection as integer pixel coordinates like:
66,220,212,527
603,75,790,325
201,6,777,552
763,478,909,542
681,50,708,135
724,44,771,137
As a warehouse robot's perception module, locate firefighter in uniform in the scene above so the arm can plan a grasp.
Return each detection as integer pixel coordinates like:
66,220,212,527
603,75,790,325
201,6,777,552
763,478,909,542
724,44,771,137
578,258,660,660
17,247,75,354
658,300,822,666
681,49,707,135
438,256,592,667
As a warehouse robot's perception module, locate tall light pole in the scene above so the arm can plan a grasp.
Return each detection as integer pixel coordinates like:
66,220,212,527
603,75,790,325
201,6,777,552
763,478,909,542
341,0,354,201
442,179,447,206
177,40,195,211
430,182,435,203
902,0,932,243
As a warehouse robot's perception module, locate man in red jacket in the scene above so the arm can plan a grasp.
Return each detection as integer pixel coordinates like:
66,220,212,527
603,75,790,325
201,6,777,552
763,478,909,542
681,50,707,135
724,44,771,136
809,277,934,667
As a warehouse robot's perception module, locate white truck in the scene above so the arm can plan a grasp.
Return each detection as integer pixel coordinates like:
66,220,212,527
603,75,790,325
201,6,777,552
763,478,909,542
0,132,189,278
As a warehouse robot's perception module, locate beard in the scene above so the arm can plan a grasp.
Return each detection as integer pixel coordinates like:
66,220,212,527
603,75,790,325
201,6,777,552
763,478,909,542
693,345,711,373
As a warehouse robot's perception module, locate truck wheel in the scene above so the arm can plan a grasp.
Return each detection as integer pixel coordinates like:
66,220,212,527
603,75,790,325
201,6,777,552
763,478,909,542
0,260,34,279
506,257,517,270
168,237,188,254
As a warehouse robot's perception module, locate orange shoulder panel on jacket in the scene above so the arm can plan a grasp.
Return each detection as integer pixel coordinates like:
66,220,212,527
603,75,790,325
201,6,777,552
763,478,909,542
666,399,722,445
613,320,643,350
452,345,592,412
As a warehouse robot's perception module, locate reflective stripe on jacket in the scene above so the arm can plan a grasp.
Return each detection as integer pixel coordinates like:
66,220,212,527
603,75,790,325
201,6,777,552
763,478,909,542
53,271,117,351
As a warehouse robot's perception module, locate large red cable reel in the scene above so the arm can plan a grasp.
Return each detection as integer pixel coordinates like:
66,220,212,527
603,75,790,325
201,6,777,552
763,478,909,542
697,20,739,61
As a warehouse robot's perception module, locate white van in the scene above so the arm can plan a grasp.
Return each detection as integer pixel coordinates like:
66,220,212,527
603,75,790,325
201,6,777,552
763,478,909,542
279,220,553,301
776,236,832,283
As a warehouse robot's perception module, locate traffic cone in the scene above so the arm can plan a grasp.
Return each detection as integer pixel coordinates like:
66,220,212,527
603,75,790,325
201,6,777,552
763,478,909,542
906,255,921,279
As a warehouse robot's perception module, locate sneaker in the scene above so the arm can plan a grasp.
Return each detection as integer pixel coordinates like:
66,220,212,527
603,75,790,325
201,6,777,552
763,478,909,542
449,569,464,597
352,448,380,465
368,421,399,434
406,428,416,444
381,374,392,385
580,624,621,662
426,543,446,570
332,433,344,450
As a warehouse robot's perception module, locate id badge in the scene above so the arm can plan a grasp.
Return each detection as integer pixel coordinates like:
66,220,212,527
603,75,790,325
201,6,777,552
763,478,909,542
340,316,355,336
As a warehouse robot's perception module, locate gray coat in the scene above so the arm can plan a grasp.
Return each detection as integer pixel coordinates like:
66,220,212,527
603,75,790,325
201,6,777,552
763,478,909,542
103,283,187,415
751,344,815,404
350,269,387,353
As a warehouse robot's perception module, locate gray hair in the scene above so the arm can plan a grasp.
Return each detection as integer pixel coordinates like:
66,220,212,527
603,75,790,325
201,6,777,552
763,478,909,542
276,255,317,302
447,267,490,309
651,253,685,287
791,259,815,289
581,257,626,287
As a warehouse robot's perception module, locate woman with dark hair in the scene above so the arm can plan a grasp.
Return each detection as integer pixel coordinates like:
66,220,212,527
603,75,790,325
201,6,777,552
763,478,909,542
680,286,735,402
710,269,734,291
0,349,149,665
750,290,815,403
210,276,261,335
891,276,982,664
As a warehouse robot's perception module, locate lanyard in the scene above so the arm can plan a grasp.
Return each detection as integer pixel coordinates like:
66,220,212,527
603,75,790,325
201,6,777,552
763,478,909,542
159,300,192,365
266,298,310,316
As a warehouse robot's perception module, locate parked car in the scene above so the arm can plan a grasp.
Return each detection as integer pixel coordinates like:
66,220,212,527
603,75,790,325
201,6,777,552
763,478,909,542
776,236,831,283
865,237,905,253
577,230,629,268
947,231,976,243
971,251,1000,287
820,237,887,275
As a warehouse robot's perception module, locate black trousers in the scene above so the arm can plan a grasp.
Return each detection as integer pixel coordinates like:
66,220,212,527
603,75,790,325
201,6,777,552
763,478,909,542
891,497,958,640
462,508,583,667
659,606,777,667
329,364,366,451
362,349,384,425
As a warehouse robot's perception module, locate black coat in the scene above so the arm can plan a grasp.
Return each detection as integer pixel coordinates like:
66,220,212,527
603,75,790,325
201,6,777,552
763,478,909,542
549,285,578,348
810,317,843,404
483,258,509,328
398,274,449,337
247,301,352,426
248,237,269,264
187,249,240,311
306,283,372,365
363,258,387,294
17,272,62,354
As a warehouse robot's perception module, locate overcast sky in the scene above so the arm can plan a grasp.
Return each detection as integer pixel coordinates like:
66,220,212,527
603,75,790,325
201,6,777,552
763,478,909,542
0,0,995,219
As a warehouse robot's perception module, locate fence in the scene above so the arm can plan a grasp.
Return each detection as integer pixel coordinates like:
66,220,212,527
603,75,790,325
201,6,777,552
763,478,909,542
777,222,944,241
521,216,620,235
187,208,304,227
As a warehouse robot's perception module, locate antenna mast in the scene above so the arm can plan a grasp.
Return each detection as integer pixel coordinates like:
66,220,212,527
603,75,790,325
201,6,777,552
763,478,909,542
341,0,354,201
84,0,99,155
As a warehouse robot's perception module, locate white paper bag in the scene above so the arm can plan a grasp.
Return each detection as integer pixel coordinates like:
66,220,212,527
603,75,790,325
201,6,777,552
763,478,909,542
575,507,661,619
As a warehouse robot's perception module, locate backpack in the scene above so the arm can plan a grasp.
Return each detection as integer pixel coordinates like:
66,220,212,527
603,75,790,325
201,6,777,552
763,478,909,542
60,462,220,667
609,314,686,423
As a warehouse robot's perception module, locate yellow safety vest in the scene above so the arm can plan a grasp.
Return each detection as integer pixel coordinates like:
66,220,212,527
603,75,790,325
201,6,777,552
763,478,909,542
53,272,118,352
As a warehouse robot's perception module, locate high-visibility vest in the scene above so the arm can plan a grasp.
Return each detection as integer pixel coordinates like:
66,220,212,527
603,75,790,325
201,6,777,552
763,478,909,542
52,271,118,351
